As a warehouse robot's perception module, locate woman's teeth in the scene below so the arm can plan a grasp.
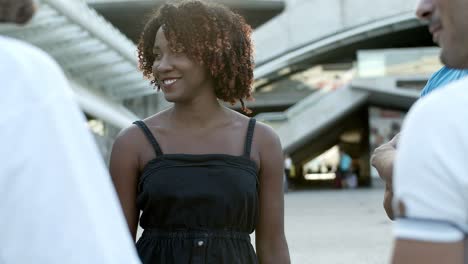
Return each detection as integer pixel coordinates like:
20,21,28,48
163,79,177,85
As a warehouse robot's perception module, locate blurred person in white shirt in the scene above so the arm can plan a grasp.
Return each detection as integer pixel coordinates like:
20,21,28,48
0,1,141,263
391,0,468,263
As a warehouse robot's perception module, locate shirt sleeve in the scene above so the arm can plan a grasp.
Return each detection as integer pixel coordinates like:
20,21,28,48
394,219,465,242
393,87,468,243
0,40,140,264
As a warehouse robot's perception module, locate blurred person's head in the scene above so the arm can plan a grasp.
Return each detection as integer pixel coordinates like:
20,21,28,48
0,0,35,25
416,0,468,68
137,0,255,113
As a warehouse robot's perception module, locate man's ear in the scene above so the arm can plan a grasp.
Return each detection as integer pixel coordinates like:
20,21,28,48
0,0,36,25
14,0,36,24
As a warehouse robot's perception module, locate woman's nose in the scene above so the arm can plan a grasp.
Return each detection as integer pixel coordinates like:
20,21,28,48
152,55,174,75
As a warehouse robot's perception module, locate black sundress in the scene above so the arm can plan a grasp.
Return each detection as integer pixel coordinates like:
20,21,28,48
133,119,259,264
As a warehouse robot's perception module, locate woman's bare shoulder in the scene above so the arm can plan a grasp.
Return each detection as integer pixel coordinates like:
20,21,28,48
253,120,281,146
227,112,281,155
113,109,171,152
112,123,145,156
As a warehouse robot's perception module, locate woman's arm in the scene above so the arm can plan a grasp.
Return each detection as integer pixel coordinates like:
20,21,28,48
109,127,141,240
255,123,291,264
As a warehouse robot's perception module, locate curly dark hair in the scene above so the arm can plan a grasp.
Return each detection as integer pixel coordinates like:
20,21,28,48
137,0,255,113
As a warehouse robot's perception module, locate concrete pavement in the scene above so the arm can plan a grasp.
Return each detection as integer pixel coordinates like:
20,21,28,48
254,185,393,264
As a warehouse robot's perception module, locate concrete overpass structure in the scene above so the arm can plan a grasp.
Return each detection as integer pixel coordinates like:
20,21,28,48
264,76,421,153
0,0,142,129
237,0,442,186
1,0,433,120
261,75,422,185
88,0,286,43
85,0,435,116
0,0,286,121
241,0,437,117
254,0,426,68
0,0,284,158
2,0,438,172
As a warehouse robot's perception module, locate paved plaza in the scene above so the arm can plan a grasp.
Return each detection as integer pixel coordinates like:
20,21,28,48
284,185,392,264
256,183,393,264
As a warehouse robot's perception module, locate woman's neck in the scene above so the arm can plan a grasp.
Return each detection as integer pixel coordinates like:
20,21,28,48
170,97,230,128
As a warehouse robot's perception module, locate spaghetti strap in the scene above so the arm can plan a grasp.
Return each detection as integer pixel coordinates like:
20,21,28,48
133,121,163,156
243,119,256,157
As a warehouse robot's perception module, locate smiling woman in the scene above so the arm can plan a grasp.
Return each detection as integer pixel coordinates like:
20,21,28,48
137,0,255,113
109,1,290,264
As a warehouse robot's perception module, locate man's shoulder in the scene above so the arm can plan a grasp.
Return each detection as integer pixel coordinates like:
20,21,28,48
400,76,468,169
399,76,468,159
0,36,61,74
412,76,468,122
424,76,468,108
0,36,70,120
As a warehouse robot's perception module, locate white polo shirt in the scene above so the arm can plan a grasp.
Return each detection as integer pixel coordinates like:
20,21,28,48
393,75,468,244
0,36,140,263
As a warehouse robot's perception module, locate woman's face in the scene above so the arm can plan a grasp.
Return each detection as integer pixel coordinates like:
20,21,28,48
151,27,212,103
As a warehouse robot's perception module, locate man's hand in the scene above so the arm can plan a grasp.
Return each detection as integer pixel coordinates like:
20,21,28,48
371,133,400,220
371,134,400,185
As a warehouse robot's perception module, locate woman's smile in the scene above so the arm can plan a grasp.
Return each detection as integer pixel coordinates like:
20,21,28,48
160,77,181,91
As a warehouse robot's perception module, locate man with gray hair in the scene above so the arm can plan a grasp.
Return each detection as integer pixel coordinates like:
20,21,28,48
0,1,140,263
